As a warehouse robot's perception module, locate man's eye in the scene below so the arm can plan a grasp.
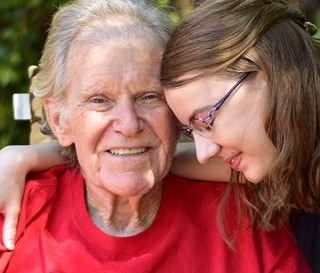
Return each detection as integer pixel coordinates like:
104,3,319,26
83,96,113,112
139,92,165,103
90,97,105,104
142,94,160,100
137,92,166,107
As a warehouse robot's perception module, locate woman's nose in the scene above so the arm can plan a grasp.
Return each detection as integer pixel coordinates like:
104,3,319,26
193,135,221,164
112,103,143,136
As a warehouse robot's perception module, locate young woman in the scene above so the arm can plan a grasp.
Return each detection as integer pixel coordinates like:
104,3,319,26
160,0,320,272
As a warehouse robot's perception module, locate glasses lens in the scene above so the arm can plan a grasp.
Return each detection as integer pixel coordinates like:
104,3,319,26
180,127,194,140
190,118,213,137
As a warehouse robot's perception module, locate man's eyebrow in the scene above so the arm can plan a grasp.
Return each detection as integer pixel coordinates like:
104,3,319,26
79,89,93,95
79,89,105,95
140,88,163,93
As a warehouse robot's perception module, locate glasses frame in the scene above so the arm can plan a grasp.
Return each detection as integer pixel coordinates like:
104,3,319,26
181,72,250,139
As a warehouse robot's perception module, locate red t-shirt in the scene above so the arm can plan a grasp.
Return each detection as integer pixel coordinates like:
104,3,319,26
0,165,311,273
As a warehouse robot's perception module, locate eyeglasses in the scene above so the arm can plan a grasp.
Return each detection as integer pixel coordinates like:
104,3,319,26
181,72,250,139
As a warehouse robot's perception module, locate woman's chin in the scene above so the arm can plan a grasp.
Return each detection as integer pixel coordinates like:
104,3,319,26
243,171,264,184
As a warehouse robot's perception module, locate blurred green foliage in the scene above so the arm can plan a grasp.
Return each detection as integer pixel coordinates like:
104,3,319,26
0,0,69,148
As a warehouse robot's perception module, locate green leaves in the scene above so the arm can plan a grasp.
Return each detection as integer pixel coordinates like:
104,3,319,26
0,0,68,148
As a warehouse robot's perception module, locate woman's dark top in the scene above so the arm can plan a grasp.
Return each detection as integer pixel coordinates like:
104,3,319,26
291,210,320,273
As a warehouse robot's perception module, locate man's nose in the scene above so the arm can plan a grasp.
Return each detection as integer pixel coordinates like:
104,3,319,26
193,135,221,164
112,102,143,136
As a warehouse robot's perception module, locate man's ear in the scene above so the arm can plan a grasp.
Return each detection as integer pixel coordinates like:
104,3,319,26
43,98,73,147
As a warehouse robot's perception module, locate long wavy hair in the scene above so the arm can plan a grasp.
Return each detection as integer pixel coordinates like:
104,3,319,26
161,0,320,243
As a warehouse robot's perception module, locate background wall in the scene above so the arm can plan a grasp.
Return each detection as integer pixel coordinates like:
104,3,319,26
0,0,319,149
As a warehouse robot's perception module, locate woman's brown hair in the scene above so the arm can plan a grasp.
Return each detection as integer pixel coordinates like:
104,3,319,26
161,0,320,243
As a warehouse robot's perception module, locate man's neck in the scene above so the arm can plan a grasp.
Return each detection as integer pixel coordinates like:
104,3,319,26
85,182,163,236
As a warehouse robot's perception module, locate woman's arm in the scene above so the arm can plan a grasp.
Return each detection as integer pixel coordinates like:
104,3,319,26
172,142,230,181
0,141,64,249
1,141,228,250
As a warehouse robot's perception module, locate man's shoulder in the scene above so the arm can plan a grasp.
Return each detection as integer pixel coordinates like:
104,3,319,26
16,165,80,240
22,164,78,212
25,164,74,187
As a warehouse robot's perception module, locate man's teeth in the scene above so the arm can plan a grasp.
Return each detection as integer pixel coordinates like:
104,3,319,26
109,148,147,155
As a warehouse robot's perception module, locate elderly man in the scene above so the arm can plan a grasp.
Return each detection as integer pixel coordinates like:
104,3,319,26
0,0,311,272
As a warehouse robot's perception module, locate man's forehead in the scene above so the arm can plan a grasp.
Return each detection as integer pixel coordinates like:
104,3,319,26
74,15,163,49
65,39,162,94
67,41,161,71
67,32,162,70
